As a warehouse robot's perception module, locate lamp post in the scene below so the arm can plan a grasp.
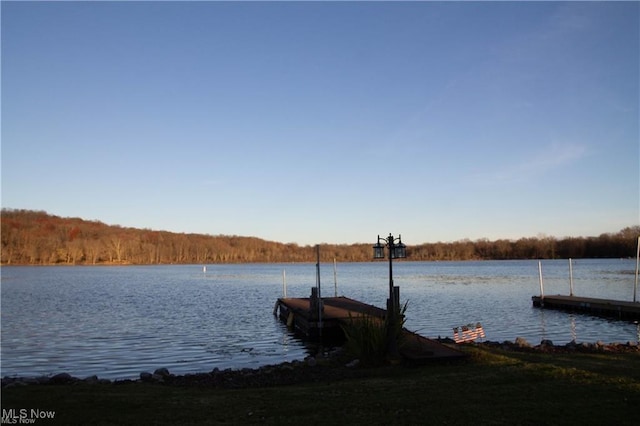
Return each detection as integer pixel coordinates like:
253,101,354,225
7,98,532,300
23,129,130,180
373,233,407,356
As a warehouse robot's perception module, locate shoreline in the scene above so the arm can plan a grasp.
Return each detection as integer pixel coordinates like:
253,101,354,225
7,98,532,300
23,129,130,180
3,338,638,389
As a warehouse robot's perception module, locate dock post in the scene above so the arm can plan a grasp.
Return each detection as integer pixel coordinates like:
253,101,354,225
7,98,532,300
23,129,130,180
538,261,544,305
634,236,639,303
316,245,322,338
333,258,338,297
393,286,400,315
282,269,287,298
310,288,319,320
569,258,574,297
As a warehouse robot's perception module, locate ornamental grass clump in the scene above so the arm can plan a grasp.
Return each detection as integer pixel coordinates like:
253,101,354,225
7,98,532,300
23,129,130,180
342,302,408,366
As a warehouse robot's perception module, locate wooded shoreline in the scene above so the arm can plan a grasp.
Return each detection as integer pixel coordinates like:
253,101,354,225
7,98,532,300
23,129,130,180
2,209,638,265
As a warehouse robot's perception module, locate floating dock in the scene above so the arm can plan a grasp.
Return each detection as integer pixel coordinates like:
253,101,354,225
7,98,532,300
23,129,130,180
532,295,640,320
274,296,466,362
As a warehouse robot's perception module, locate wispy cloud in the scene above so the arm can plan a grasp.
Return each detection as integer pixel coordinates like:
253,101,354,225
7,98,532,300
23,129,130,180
471,142,589,185
521,142,588,173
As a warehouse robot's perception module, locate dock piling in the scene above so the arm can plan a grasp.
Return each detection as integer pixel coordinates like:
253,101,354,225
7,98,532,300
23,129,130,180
569,258,574,296
333,258,338,297
282,269,287,298
316,245,322,338
538,261,544,304
634,236,639,303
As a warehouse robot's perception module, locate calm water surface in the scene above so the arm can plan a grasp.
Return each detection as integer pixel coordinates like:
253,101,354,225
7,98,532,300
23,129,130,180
1,259,638,379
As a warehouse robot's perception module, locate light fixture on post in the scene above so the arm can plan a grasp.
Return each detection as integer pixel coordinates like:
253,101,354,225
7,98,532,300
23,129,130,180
373,233,407,357
373,239,385,259
393,238,406,259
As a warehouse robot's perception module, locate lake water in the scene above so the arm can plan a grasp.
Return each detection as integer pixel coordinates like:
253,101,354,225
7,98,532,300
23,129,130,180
1,259,638,380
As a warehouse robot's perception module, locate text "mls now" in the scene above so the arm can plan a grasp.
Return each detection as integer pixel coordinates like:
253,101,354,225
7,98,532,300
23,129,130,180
2,409,56,424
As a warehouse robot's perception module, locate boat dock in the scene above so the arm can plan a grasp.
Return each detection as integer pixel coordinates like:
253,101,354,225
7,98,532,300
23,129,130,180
532,295,640,320
274,296,466,362
274,296,386,340
531,258,640,320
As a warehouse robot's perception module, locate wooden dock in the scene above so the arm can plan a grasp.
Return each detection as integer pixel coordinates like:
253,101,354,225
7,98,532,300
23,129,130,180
274,296,465,362
532,295,640,320
274,296,386,340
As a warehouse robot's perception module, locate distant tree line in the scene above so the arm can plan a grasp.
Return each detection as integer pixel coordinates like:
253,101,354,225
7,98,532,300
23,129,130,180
1,209,638,265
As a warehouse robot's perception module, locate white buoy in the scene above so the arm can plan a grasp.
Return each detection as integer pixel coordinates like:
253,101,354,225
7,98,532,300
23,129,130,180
203,266,206,273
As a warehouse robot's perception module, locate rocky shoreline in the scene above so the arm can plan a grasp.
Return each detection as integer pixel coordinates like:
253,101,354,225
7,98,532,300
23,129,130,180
3,338,638,390
439,336,640,354
1,356,367,390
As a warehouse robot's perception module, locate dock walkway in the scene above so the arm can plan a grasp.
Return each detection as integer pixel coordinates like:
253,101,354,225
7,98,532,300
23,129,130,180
274,296,465,362
532,295,640,320
274,296,386,340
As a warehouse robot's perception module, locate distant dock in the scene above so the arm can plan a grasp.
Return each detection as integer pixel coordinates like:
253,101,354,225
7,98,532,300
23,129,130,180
274,296,465,362
532,295,640,320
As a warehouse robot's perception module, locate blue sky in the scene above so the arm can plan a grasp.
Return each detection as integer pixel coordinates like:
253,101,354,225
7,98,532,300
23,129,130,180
2,1,638,245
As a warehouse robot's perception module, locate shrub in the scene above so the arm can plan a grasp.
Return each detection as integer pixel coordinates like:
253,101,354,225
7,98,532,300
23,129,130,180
341,302,408,366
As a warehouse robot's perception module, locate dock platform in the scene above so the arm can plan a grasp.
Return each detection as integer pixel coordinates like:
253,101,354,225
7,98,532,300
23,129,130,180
274,296,465,362
532,295,640,320
275,296,386,340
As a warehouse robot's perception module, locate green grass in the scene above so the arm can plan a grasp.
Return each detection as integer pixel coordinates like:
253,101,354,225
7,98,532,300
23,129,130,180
3,346,639,425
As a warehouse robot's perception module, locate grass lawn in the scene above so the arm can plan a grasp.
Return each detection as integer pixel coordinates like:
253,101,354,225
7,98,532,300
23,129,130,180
2,345,639,425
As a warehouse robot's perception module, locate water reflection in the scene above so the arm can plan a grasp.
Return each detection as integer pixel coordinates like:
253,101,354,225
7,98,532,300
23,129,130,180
536,309,639,345
539,309,548,342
